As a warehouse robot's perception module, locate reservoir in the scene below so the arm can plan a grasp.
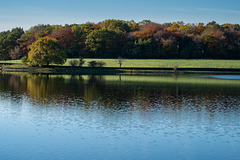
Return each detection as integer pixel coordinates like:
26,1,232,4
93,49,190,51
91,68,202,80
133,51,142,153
0,74,240,160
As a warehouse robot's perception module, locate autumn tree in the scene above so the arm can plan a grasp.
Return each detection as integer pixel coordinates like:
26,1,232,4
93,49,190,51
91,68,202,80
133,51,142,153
36,25,62,39
9,46,21,60
48,28,76,57
130,22,162,58
18,25,61,57
201,28,226,58
28,37,67,66
167,21,184,32
72,23,100,57
99,19,131,33
178,23,195,34
132,22,162,39
18,25,45,57
1,19,240,60
49,28,75,47
195,23,206,35
127,20,139,31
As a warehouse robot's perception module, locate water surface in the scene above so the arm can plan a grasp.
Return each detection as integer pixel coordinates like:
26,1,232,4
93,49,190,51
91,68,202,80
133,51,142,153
0,74,240,160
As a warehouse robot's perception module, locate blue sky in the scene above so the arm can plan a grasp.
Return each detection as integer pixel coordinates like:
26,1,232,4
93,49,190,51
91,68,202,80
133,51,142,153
1,0,240,31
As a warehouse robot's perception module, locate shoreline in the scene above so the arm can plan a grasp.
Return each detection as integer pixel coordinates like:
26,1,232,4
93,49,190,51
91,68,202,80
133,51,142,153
1,65,240,75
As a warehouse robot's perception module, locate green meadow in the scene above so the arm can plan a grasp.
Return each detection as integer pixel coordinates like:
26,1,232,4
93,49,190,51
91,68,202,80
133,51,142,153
1,59,240,69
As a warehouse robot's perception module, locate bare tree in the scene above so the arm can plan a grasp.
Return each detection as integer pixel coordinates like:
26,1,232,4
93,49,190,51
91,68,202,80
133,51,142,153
117,57,125,68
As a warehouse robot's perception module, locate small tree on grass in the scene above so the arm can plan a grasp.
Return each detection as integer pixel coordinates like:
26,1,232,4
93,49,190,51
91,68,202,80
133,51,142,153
173,64,179,72
28,37,67,67
117,57,125,68
69,60,79,67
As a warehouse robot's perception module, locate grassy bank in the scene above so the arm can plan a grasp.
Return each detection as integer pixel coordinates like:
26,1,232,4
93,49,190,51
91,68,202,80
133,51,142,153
1,59,240,69
1,65,240,75
1,59,240,75
66,59,240,68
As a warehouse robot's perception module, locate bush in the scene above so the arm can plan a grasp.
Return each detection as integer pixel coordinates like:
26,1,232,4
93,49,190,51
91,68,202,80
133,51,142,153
79,57,85,67
69,60,79,67
97,61,106,67
88,61,106,67
21,56,28,64
88,61,97,67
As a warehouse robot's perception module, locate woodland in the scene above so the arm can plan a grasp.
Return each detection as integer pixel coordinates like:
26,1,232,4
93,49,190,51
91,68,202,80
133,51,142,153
1,19,240,61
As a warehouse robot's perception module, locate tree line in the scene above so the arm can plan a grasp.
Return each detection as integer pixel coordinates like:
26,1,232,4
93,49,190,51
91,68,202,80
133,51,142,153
1,19,240,61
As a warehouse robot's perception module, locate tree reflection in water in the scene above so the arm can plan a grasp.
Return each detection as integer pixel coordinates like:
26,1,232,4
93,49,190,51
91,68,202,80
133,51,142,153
0,73,240,116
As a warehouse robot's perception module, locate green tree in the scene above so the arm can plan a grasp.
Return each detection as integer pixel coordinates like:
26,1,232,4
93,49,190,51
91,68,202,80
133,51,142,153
85,29,123,57
72,23,100,57
28,37,67,66
17,25,45,57
133,38,152,58
99,19,130,33
0,27,24,60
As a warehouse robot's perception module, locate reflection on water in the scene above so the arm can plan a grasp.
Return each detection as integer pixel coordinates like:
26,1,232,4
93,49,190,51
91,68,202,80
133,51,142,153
0,74,240,160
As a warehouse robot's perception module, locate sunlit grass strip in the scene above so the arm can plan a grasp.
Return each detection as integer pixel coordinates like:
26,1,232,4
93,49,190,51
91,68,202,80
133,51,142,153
0,60,21,64
1,59,240,69
49,59,240,69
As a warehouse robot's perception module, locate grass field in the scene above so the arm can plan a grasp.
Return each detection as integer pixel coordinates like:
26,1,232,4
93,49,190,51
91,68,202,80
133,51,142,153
1,59,240,69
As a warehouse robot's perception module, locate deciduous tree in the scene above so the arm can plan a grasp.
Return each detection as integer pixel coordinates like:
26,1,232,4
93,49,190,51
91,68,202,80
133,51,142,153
0,27,24,60
28,37,67,66
85,29,123,57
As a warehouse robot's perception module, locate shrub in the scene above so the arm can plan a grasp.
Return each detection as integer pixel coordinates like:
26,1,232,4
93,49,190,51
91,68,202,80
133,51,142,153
88,61,106,67
97,61,106,67
88,61,97,67
21,56,28,65
79,57,85,67
69,60,79,67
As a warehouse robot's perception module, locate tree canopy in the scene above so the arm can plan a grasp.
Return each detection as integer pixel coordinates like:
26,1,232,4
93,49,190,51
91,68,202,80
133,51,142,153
28,37,67,66
0,27,24,60
1,19,240,61
85,29,124,57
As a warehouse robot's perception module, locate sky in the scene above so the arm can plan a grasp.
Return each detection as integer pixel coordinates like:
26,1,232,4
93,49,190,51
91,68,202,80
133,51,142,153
1,0,240,31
